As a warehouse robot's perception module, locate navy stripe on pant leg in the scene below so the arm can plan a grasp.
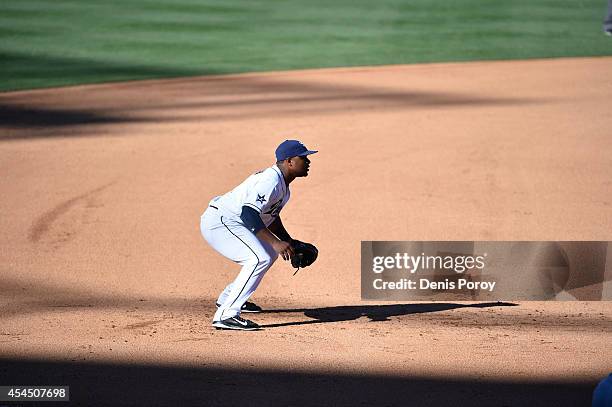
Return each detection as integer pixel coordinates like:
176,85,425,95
220,216,261,316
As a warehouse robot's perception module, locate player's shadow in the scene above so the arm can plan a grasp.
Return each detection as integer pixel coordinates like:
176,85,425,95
259,302,517,328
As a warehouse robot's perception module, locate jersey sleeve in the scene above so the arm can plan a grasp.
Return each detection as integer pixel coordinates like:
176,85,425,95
243,178,279,214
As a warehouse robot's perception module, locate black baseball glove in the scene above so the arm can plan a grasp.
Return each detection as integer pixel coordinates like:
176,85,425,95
290,240,318,274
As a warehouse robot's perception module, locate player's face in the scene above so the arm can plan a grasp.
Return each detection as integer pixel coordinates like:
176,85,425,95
290,155,311,177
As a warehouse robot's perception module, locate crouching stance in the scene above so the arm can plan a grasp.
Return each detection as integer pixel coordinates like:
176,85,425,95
200,140,317,330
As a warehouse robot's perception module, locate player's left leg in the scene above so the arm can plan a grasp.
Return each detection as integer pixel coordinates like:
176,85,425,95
211,229,277,321
201,211,278,322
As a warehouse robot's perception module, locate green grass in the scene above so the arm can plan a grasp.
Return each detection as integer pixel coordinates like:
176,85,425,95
1,0,610,91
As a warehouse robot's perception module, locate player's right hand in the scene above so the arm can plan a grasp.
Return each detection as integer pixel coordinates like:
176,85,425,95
273,240,294,261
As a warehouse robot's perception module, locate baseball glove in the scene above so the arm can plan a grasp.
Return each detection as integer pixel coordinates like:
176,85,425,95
291,240,318,274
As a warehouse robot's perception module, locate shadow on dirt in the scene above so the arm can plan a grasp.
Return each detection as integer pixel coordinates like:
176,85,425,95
260,302,517,328
0,104,139,129
2,274,607,330
0,357,595,407
0,59,544,140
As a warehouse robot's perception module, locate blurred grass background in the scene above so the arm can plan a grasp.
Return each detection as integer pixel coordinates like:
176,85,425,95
1,0,611,91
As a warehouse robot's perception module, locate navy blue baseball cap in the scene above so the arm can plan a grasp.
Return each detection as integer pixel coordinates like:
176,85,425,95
275,140,318,161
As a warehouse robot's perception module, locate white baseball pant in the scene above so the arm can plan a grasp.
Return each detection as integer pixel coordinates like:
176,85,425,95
200,206,278,322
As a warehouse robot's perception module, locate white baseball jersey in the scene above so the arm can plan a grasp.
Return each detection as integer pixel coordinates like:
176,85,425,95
209,164,290,227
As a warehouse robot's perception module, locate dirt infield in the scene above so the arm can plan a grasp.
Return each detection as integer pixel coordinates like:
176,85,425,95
1,57,611,406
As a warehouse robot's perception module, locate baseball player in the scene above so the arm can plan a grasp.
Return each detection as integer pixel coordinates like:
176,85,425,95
200,140,317,330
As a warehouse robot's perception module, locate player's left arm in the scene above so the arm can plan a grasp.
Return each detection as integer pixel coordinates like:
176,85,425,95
268,216,293,243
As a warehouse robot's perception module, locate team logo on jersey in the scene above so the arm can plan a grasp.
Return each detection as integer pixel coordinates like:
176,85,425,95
264,200,283,217
256,194,267,204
